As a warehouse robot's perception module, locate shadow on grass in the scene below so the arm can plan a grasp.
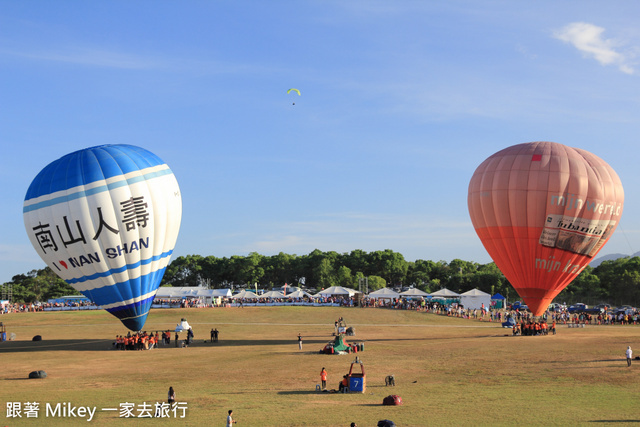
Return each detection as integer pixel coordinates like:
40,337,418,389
589,421,640,423
202,339,330,347
1,332,513,354
2,334,510,353
363,335,506,342
278,390,325,395
0,339,112,353
0,338,334,353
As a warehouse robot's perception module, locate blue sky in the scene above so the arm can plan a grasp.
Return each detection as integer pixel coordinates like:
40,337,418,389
2,1,640,284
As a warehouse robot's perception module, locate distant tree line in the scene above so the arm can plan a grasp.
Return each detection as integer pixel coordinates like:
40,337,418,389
3,249,640,307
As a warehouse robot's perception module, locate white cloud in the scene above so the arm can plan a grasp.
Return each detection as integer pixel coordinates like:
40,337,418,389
0,46,160,69
554,22,635,75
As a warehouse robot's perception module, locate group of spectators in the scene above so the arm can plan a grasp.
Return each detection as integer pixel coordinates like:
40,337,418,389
114,331,162,350
5,290,640,331
2,301,100,314
113,330,193,350
512,319,556,336
550,311,640,326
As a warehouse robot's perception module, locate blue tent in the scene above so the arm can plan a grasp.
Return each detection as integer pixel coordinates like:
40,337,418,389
491,293,505,309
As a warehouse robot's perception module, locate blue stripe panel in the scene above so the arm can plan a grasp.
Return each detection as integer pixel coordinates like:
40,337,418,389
25,145,165,201
81,266,167,308
23,168,173,213
65,250,173,286
106,295,156,331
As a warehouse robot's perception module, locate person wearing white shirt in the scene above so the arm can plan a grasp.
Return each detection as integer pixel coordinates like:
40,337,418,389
227,409,237,426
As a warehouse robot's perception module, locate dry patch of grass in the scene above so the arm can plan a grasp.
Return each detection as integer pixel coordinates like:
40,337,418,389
1,307,640,426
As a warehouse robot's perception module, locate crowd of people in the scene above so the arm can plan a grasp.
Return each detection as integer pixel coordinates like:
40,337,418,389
1,300,100,314
5,290,640,333
114,330,195,350
114,331,162,350
511,319,556,336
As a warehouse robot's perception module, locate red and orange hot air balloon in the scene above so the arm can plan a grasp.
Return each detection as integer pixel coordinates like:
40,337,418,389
468,141,624,316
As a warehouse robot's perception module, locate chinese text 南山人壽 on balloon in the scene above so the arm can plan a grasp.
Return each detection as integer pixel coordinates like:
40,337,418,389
468,141,623,316
23,145,182,330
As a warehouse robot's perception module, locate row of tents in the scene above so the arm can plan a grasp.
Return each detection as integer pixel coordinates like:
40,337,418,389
367,287,504,310
153,286,505,310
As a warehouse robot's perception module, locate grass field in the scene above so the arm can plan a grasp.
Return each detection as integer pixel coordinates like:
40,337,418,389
1,306,639,426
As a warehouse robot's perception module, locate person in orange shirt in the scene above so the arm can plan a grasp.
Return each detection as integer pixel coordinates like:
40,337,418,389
339,375,348,392
551,320,556,335
320,368,327,390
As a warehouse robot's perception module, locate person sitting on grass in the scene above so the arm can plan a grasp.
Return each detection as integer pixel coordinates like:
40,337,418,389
339,375,348,392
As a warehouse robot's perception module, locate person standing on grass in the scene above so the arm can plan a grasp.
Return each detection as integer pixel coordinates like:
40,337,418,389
168,387,176,405
227,409,237,426
320,367,327,390
298,333,302,350
626,346,633,367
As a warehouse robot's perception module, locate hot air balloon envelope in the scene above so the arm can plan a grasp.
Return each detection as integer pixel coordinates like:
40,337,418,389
23,145,182,331
468,141,623,316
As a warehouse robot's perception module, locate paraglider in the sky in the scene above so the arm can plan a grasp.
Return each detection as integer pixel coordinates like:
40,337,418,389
468,141,624,316
23,145,182,331
287,88,301,104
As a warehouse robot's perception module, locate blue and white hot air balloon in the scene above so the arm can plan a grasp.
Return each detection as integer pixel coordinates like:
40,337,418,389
23,145,182,331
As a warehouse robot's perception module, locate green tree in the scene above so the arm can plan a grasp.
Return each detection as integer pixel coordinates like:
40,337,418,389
314,257,335,291
368,250,408,286
335,266,353,288
162,254,204,287
367,275,387,291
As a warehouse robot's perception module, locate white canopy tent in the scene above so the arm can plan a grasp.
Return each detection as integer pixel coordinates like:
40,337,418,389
155,286,231,299
368,288,400,300
211,289,233,298
399,288,429,298
231,290,259,299
258,290,286,299
316,286,359,297
286,289,313,299
459,288,492,310
429,288,461,298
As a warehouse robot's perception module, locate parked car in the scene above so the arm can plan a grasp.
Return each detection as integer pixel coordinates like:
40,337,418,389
568,303,588,313
548,303,567,312
568,303,604,314
510,301,523,310
614,306,636,316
